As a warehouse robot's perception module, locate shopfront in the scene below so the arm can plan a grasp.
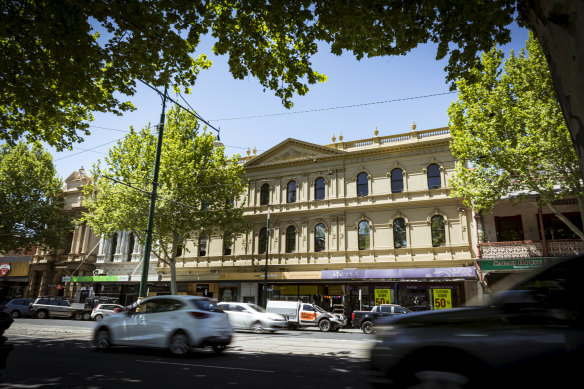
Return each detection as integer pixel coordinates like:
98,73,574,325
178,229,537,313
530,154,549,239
0,256,30,302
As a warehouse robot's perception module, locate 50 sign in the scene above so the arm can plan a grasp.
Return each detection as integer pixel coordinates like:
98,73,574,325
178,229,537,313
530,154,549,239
374,289,391,305
432,289,452,309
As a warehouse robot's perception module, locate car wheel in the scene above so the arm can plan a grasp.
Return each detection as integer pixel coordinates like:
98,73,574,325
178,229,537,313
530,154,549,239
361,320,374,334
251,321,263,334
94,328,111,351
36,310,48,319
169,331,190,356
82,311,92,321
212,344,227,354
318,319,331,332
10,310,20,318
94,314,103,321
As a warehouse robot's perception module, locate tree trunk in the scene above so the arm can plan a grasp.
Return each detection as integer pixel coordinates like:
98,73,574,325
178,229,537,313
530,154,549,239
545,200,584,241
520,1,584,181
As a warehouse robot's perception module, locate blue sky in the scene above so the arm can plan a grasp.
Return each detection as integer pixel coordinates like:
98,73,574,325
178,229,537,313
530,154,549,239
52,23,529,180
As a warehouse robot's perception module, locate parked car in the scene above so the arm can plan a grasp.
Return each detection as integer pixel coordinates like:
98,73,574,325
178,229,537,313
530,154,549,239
266,300,347,331
369,256,584,388
91,303,124,321
352,304,411,333
93,295,232,355
218,302,287,333
29,296,74,319
3,298,35,318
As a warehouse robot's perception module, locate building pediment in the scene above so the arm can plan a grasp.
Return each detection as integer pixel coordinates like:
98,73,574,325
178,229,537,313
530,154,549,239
244,138,345,167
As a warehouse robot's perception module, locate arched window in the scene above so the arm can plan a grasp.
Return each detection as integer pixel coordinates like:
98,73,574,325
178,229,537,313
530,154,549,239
431,215,446,247
314,223,326,252
223,233,232,255
260,183,270,205
285,226,296,253
107,233,117,262
391,168,404,193
314,177,325,200
258,227,267,254
393,218,407,248
126,233,135,261
357,172,368,196
358,220,370,250
199,234,207,256
427,164,441,189
287,180,297,203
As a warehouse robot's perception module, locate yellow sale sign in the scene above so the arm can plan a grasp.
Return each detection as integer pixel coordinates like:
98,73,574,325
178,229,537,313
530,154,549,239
374,289,391,305
433,289,452,309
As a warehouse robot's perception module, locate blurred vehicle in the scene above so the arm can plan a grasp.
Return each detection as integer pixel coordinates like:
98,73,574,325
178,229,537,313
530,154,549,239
266,300,347,331
91,303,124,321
3,298,35,318
217,302,287,333
352,304,411,334
93,295,232,355
370,256,584,388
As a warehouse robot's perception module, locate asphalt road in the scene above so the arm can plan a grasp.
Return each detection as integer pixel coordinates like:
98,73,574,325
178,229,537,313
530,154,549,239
1,318,374,389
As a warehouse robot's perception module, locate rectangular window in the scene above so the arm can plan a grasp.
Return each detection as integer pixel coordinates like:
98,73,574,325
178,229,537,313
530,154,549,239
495,215,524,241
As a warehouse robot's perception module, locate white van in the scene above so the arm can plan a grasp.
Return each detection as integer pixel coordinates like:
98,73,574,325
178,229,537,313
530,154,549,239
266,300,347,332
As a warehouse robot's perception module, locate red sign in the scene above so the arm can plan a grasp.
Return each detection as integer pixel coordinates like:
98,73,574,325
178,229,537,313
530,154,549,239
0,263,11,277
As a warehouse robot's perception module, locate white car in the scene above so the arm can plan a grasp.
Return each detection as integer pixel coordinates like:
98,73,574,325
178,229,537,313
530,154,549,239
93,295,232,355
91,303,124,321
218,302,288,333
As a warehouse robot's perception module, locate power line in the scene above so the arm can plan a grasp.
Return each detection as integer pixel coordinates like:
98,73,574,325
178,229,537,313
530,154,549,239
210,91,457,121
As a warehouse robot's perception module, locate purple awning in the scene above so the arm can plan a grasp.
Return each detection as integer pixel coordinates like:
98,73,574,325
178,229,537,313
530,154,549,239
321,267,476,280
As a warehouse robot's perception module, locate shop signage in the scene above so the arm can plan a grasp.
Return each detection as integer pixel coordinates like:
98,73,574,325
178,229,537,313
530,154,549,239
61,275,159,282
432,289,452,309
374,289,391,305
0,263,11,276
322,267,476,280
480,258,561,271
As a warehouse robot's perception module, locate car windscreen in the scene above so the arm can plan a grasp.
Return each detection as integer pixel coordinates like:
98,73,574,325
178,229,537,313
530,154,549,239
189,299,222,312
247,303,266,313
314,305,326,313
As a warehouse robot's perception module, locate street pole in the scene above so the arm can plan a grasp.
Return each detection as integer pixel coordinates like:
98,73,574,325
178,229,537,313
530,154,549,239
139,86,168,299
263,209,270,307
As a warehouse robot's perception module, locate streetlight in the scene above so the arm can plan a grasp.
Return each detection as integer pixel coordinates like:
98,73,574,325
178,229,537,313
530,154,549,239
263,208,270,307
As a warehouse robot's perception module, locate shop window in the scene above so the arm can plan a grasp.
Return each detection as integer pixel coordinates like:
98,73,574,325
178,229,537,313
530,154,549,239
314,177,325,200
219,286,238,302
260,183,270,205
393,218,407,248
357,172,368,197
495,215,524,241
287,180,297,203
315,223,326,252
285,226,296,253
259,227,267,255
223,233,232,255
427,164,441,189
198,234,207,256
391,168,404,193
358,220,370,250
431,215,446,247
539,212,583,240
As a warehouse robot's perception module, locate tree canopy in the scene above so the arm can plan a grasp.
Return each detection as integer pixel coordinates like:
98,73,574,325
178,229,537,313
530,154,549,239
82,106,250,293
0,142,72,254
3,1,583,181
449,33,584,239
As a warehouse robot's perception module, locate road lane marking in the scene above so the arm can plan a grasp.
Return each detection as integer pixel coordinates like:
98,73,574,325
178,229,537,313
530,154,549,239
136,360,275,373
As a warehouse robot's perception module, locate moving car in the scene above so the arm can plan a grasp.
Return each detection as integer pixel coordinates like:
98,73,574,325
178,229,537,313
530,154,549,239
93,295,232,355
266,300,347,331
91,303,124,321
218,302,287,333
369,256,584,388
352,304,411,333
3,298,35,318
